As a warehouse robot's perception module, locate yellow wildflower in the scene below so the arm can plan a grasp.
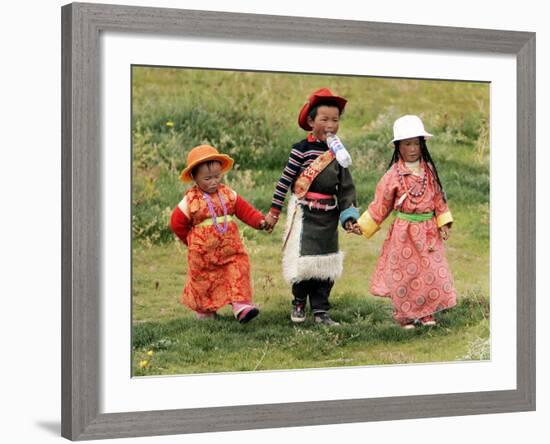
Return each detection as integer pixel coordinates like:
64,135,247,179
147,350,154,357
166,121,174,128
139,360,149,368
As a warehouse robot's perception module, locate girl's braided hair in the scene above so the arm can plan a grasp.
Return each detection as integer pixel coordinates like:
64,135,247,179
388,137,447,202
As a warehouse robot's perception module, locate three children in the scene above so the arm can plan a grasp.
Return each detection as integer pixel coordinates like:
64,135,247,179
170,94,455,329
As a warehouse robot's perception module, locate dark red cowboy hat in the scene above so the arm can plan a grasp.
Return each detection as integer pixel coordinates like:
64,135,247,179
297,88,348,131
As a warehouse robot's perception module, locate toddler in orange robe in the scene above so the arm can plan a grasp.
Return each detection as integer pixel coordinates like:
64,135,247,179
356,115,456,329
170,145,266,323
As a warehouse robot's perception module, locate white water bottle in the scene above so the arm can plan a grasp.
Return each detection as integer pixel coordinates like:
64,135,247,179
326,133,352,168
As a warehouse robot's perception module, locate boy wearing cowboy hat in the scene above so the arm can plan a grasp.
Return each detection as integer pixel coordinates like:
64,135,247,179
170,145,267,323
264,88,360,326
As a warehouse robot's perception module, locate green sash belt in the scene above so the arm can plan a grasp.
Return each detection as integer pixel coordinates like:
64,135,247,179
395,211,434,222
197,215,234,227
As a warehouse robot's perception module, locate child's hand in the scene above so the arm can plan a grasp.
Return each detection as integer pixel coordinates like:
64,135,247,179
344,220,362,235
264,212,279,233
439,225,451,241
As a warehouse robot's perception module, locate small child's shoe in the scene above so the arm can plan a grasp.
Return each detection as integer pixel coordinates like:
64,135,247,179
419,315,437,326
290,303,306,323
399,319,415,330
313,312,340,326
232,302,260,324
196,311,217,320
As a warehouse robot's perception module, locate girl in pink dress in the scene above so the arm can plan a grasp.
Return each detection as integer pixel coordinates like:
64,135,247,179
357,115,456,329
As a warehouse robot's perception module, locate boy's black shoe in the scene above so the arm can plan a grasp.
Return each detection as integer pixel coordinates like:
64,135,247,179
291,303,306,323
313,312,340,326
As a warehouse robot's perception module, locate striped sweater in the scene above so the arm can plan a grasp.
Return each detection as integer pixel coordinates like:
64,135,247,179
271,134,329,213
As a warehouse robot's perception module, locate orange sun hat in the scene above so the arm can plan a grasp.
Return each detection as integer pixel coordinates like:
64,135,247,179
297,87,348,131
179,145,234,183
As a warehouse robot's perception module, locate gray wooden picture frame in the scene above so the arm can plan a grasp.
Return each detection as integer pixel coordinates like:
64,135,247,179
61,2,536,440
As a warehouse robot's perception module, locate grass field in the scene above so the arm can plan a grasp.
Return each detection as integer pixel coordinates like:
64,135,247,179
131,66,490,376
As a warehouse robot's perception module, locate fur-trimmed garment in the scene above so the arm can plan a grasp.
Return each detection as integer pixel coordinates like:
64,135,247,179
272,136,357,285
282,195,344,283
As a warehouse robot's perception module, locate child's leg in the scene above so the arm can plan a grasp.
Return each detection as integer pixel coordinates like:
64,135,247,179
291,280,310,322
309,278,333,315
291,280,309,305
310,279,339,326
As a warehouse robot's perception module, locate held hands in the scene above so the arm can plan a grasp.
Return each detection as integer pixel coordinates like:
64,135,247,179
263,212,279,234
344,220,362,235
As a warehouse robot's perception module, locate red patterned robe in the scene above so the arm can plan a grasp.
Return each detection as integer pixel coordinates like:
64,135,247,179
170,184,264,313
357,160,456,323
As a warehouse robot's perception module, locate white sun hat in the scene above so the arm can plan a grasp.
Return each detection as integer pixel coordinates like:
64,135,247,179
390,115,433,143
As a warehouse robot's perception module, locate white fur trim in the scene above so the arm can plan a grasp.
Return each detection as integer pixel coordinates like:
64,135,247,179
282,195,344,283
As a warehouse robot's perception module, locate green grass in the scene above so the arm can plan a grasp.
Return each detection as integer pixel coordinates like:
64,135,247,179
133,285,489,376
134,308,489,375
132,223,489,376
131,66,490,376
131,67,489,245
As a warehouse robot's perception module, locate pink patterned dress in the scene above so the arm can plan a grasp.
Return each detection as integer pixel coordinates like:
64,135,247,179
357,160,456,323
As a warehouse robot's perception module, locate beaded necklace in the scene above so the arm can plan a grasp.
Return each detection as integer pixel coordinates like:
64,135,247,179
396,162,427,204
203,191,229,234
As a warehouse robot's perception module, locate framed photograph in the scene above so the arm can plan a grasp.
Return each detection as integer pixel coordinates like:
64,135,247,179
61,2,535,440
